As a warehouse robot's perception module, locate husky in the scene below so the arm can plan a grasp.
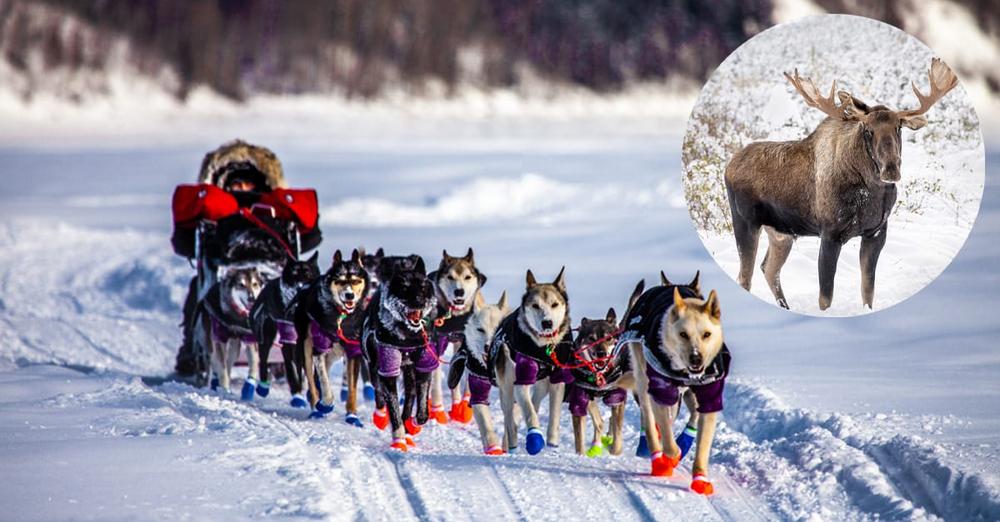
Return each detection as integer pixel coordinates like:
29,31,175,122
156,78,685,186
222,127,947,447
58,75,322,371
447,291,509,454
490,268,574,455
340,247,385,403
249,252,320,404
293,249,370,421
362,256,438,450
618,274,731,496
197,265,266,398
426,248,487,425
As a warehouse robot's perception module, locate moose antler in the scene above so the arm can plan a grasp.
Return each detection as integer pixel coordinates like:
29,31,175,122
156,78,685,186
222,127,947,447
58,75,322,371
899,58,958,117
784,69,845,119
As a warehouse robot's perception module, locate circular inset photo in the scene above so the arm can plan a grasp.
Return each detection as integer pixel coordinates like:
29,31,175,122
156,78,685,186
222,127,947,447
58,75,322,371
682,14,985,316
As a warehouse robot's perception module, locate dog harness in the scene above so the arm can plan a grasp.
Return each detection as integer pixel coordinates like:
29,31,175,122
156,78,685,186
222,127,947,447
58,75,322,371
488,310,575,386
309,311,363,358
252,279,300,345
620,285,732,413
203,285,256,344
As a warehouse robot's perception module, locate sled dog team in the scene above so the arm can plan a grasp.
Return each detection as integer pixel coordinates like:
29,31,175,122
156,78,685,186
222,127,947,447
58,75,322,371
209,247,731,496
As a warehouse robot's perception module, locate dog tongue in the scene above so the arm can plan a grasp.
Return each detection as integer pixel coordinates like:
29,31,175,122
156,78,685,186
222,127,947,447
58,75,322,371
406,310,423,323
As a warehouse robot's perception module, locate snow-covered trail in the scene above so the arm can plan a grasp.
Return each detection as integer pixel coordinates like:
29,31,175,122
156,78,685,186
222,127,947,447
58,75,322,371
1,132,999,520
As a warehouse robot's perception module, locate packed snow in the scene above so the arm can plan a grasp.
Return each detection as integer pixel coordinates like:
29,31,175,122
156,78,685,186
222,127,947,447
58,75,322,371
1,108,998,520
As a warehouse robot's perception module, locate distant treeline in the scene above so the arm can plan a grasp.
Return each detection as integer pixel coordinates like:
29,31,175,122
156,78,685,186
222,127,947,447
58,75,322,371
1,0,998,100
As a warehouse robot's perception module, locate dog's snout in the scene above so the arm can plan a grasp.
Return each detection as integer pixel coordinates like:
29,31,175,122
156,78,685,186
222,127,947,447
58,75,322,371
541,319,553,330
454,288,465,297
344,292,355,300
690,351,703,366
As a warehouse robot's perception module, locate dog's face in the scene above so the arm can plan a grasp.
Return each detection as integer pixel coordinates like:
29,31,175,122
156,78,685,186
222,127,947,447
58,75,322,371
221,266,265,317
325,249,368,314
436,248,485,312
281,251,321,291
662,288,723,375
576,308,618,372
464,292,509,356
360,247,385,296
520,267,569,339
384,266,436,331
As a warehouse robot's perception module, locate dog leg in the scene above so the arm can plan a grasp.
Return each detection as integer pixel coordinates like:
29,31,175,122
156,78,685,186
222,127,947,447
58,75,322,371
572,415,586,455
514,383,545,454
303,337,318,409
242,341,260,400
222,338,239,392
588,400,604,447
498,357,519,452
547,381,564,446
346,357,359,415
530,380,547,413
209,340,224,392
675,390,700,459
610,403,625,456
691,412,719,495
381,374,407,449
414,370,431,426
473,403,501,452
318,353,336,408
630,343,661,457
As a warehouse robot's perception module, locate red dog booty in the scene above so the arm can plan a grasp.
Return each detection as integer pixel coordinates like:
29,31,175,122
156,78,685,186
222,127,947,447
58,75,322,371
404,417,423,436
373,407,389,430
650,452,680,477
389,437,408,452
691,473,714,495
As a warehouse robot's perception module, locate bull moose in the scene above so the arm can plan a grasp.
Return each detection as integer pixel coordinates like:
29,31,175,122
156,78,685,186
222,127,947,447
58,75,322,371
724,58,958,310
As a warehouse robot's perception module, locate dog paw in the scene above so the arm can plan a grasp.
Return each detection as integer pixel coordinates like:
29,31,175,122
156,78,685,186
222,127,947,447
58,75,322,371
372,407,389,430
459,399,473,424
546,442,559,448
290,394,308,409
389,438,408,452
484,445,504,456
240,378,256,401
676,426,697,460
586,444,606,458
210,377,219,392
315,400,334,414
404,417,423,436
635,432,650,458
650,452,680,477
344,414,363,428
255,380,270,398
525,428,545,455
363,383,376,401
448,401,464,423
405,434,416,447
430,403,448,425
601,435,614,447
340,384,348,402
690,473,714,495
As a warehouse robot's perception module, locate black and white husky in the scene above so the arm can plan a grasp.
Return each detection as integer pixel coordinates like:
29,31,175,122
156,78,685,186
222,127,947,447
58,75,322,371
362,256,438,451
249,252,320,404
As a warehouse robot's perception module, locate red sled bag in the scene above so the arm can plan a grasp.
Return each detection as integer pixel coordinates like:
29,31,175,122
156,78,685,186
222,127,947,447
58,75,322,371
262,188,319,232
172,184,240,228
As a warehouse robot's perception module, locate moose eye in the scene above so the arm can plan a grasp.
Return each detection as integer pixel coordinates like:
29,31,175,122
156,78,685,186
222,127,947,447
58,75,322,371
679,331,689,339
702,332,711,339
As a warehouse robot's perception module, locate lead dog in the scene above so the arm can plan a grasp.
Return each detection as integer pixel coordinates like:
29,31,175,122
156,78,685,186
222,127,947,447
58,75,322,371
427,248,487,424
198,265,266,398
619,279,731,495
490,268,573,454
293,249,370,421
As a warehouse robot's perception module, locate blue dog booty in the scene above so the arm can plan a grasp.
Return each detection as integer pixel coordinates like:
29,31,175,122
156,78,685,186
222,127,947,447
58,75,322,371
315,400,335,414
256,380,270,398
210,377,219,392
345,413,363,428
526,428,546,455
363,383,376,401
635,430,651,458
340,382,349,402
241,378,256,401
676,426,698,460
290,393,308,409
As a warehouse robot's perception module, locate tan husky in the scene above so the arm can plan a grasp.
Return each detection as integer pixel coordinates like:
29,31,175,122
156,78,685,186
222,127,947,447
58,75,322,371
456,292,510,454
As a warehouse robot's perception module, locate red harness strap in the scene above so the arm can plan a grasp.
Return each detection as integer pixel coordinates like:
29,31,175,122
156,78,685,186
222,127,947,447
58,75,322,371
237,207,296,259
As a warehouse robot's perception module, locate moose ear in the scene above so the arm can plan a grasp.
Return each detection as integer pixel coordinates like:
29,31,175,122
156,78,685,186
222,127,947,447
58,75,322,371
526,269,537,288
333,250,343,265
606,307,617,324
688,270,701,295
838,91,869,120
660,271,671,286
673,287,687,313
900,114,927,130
553,266,566,293
704,290,721,321
465,248,474,262
497,290,508,311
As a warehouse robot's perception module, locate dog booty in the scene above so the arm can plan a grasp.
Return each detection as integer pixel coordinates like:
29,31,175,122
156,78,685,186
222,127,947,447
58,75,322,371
340,382,348,402
405,434,416,447
676,425,697,460
448,401,465,423
315,400,335,414
290,394,308,409
635,431,651,458
586,443,606,458
430,403,448,425
210,377,220,392
691,473,714,496
363,383,376,401
526,428,546,455
256,380,270,398
484,444,504,456
404,417,422,436
241,378,256,401
345,413,363,428
390,437,408,452
650,452,680,477
372,407,390,430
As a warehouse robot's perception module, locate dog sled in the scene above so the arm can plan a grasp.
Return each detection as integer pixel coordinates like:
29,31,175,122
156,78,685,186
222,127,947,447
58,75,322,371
171,140,321,387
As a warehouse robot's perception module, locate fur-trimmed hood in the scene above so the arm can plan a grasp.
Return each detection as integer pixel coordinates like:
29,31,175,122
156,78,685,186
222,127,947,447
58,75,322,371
198,139,286,190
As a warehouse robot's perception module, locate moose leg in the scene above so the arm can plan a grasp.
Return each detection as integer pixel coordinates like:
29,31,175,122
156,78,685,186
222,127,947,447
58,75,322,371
733,214,762,291
859,226,888,309
818,236,844,310
761,226,794,309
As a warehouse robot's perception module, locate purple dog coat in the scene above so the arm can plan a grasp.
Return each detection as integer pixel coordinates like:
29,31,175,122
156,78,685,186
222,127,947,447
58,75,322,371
211,316,255,344
566,383,627,417
275,319,297,345
513,352,574,386
646,363,725,414
468,374,492,406
310,319,363,359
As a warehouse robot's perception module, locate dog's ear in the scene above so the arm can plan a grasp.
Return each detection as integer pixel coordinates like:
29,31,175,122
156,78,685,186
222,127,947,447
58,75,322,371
476,270,487,288
629,279,645,310
689,270,701,295
357,246,366,258
526,269,537,288
376,247,385,258
660,271,671,286
412,255,426,275
606,307,617,324
497,290,508,311
580,318,590,328
308,251,319,264
704,290,721,321
673,287,687,313
350,248,361,265
442,249,452,262
333,250,343,265
464,247,474,262
553,266,566,293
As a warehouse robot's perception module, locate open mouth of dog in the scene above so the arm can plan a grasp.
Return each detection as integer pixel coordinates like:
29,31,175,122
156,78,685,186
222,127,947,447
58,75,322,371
405,309,424,328
340,299,357,313
449,298,466,311
688,364,705,374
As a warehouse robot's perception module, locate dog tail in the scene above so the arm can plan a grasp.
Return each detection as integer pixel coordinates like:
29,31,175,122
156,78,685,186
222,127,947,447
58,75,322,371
621,279,645,328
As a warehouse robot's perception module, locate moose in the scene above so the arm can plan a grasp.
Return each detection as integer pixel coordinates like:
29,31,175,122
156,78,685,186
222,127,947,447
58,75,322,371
724,58,958,310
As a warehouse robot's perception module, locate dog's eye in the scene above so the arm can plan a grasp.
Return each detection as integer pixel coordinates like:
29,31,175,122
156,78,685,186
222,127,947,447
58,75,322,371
550,302,559,309
679,331,689,339
464,275,473,280
702,332,711,339
477,328,486,333
448,275,456,281
532,303,541,310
